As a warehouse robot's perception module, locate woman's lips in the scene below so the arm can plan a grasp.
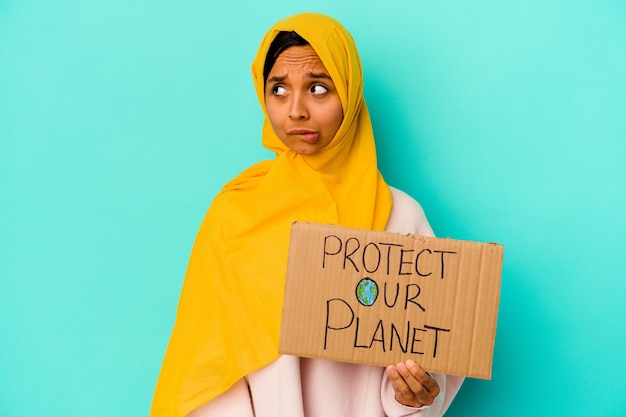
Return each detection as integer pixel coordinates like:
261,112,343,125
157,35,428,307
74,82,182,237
288,129,319,143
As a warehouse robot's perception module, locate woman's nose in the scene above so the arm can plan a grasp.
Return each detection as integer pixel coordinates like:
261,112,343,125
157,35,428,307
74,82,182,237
288,94,308,119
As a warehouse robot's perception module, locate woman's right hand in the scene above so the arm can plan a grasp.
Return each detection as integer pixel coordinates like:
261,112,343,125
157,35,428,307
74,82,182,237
386,360,440,408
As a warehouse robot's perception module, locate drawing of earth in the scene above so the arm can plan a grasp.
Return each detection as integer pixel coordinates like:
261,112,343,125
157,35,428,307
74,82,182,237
356,278,378,306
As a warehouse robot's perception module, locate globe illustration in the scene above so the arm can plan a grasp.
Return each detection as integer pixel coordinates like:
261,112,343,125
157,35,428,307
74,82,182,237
356,278,378,306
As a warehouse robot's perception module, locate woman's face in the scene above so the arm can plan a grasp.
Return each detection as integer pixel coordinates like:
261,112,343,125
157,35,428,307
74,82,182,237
265,45,344,155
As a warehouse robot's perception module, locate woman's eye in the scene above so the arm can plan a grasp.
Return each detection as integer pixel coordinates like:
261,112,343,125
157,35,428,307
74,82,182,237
272,86,287,96
311,84,328,95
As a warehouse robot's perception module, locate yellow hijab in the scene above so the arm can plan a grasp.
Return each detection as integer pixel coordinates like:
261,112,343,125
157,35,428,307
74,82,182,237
150,12,392,416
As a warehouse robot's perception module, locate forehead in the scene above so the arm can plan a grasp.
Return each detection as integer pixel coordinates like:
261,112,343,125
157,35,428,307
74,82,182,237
269,45,328,74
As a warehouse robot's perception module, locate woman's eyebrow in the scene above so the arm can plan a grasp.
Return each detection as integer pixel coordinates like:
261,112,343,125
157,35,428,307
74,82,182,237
267,72,331,84
267,74,287,84
307,72,332,80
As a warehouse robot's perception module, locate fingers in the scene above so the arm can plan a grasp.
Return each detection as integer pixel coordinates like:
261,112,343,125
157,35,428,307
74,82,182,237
386,360,440,408
405,360,440,397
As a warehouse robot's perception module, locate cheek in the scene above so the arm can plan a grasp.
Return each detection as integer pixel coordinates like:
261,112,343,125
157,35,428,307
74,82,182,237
265,102,283,129
327,101,344,135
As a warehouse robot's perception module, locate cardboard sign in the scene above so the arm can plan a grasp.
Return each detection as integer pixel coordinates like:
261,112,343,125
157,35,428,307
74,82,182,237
279,222,503,380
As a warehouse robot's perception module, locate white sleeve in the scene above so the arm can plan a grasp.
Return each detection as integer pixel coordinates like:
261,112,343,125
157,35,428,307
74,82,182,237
385,187,435,238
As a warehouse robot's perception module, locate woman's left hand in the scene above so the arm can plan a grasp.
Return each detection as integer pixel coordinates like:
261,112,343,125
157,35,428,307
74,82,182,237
386,360,440,408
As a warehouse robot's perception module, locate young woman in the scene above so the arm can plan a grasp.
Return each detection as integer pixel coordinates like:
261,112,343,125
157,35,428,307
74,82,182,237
150,12,463,417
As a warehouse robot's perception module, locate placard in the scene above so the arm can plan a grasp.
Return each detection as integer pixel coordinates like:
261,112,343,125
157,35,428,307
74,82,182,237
279,222,503,379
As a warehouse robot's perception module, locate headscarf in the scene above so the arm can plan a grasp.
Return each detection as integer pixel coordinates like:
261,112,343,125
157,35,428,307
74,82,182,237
150,12,392,416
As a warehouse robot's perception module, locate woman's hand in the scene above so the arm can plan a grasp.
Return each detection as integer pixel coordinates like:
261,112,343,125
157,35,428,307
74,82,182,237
386,360,440,408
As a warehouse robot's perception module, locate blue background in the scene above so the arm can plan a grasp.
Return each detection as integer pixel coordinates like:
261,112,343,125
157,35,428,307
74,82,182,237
1,1,625,416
